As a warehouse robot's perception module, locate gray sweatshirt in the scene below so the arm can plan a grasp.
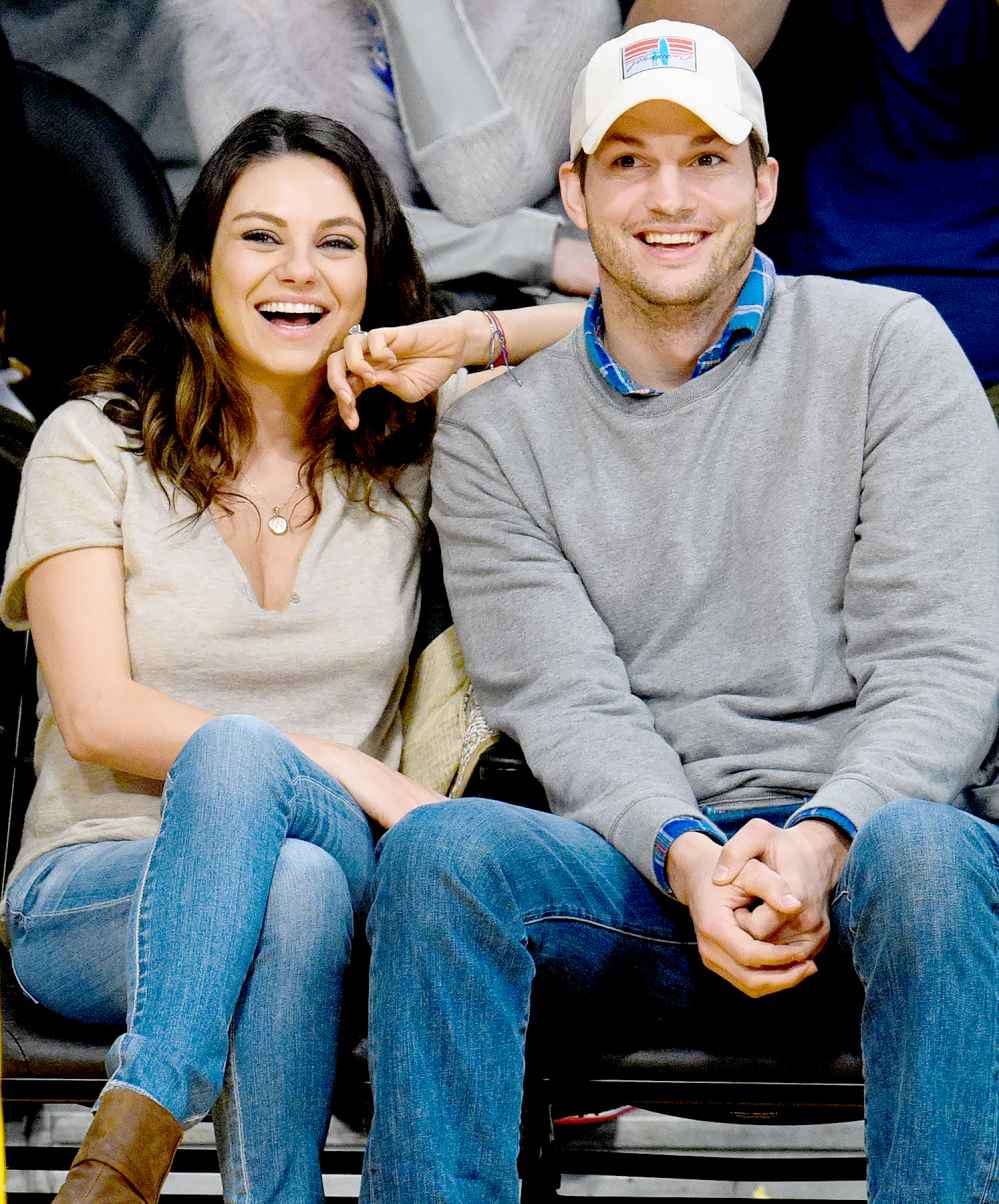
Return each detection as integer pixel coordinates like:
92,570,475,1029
431,275,999,887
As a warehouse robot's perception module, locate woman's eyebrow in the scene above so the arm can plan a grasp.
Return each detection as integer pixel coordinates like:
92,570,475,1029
230,210,365,234
318,216,366,234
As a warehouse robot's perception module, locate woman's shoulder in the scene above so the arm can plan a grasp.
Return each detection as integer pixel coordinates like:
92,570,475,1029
29,394,139,462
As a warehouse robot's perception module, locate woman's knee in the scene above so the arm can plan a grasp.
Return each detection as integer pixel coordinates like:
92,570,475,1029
163,715,293,822
260,839,355,972
171,715,286,776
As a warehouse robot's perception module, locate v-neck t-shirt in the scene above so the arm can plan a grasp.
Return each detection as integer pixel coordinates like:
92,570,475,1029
0,396,430,896
756,0,999,386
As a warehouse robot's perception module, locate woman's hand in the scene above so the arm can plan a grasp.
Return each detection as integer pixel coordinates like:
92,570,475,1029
296,735,445,829
326,302,585,429
327,314,488,429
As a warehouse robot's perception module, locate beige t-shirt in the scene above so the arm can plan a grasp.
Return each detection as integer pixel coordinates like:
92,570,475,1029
1,396,434,896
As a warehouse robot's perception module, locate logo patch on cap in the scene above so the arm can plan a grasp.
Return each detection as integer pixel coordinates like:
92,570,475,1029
621,35,696,79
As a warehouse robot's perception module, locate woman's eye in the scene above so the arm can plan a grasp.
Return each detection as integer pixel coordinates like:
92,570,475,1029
241,230,279,244
320,235,358,252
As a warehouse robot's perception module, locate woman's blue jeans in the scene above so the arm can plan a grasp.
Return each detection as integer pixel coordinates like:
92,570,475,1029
5,715,376,1204
362,797,999,1204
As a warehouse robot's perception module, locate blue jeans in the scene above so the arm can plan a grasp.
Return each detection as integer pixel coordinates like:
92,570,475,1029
5,715,376,1204
362,798,999,1204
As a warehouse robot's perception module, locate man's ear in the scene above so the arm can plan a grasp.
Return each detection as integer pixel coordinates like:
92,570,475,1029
558,161,589,233
755,156,779,227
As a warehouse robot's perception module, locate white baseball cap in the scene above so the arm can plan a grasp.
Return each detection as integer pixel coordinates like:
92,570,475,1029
569,20,768,159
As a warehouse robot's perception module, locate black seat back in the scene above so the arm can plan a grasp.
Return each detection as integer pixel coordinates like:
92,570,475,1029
7,60,176,422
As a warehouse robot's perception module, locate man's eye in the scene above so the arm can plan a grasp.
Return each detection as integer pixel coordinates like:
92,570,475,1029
241,230,278,244
695,153,724,167
614,154,639,169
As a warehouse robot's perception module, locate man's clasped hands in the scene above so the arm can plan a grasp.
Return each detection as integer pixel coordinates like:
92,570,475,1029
668,818,852,998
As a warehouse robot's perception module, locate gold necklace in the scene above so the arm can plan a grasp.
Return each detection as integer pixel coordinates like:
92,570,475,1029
238,475,306,536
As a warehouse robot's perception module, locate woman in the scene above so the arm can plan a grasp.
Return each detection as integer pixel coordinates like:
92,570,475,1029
0,108,581,1203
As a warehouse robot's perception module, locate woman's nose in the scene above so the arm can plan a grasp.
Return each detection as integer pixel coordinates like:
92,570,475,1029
276,240,318,284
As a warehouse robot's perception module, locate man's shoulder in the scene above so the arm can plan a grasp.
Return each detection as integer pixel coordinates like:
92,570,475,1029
773,273,925,319
440,327,586,437
767,273,941,349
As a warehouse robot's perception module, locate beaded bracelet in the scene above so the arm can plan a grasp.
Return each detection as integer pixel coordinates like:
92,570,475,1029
483,310,522,387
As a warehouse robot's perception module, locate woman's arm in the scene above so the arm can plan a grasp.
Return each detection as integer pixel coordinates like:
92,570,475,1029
25,546,441,821
328,302,585,428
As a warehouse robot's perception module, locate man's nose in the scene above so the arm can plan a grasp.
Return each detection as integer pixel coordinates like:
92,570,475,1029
646,164,694,217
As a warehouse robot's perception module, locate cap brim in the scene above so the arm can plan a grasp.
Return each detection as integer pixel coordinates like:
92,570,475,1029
578,70,752,156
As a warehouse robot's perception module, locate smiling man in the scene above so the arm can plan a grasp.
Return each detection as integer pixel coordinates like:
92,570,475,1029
361,22,999,1204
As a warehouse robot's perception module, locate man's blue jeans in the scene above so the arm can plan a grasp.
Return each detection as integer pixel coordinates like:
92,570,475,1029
5,715,376,1204
362,797,999,1204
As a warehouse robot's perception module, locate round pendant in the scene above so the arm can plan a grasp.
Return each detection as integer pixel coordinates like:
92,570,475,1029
267,513,289,536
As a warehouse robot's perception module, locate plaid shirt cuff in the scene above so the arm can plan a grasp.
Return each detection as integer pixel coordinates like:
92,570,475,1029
784,806,858,841
653,815,727,899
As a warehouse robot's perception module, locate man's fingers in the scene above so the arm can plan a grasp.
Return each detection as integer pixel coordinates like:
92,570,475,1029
735,902,784,941
712,817,780,885
730,859,801,916
708,952,818,999
735,904,829,958
703,912,809,969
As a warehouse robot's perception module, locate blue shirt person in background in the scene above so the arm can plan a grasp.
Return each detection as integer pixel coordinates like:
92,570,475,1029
629,0,999,405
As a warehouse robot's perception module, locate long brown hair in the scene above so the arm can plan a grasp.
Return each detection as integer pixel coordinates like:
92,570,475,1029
76,109,436,518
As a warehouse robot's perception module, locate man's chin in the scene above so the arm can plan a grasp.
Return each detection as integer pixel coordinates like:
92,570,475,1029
631,276,718,311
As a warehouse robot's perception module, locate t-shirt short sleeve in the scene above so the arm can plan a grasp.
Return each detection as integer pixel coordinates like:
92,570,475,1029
437,368,469,415
1,399,129,629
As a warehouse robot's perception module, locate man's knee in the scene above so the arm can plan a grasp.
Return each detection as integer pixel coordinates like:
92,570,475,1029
373,798,530,914
846,799,998,929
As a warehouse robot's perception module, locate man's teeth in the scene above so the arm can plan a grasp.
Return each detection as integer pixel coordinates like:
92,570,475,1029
641,232,703,245
257,302,325,315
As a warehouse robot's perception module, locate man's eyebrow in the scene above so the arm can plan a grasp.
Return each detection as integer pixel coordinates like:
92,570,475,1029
230,210,366,233
601,131,725,148
601,132,644,148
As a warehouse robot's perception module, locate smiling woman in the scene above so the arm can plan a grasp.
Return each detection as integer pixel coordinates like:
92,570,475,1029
0,108,583,1204
209,156,369,397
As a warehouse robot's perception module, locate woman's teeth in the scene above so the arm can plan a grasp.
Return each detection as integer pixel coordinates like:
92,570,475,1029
257,301,326,325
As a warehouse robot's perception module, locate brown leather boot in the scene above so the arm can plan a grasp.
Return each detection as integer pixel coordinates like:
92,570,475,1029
54,1087,183,1202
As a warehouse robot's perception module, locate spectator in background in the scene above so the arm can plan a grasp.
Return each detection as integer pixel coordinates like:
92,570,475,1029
2,0,199,199
170,0,621,306
628,0,999,409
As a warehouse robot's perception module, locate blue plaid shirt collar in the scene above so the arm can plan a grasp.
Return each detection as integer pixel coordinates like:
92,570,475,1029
583,249,777,398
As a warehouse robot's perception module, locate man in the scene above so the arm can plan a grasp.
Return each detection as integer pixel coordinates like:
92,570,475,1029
361,21,999,1204
628,0,999,407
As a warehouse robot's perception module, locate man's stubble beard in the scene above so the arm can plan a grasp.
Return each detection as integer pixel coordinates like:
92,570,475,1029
588,210,758,327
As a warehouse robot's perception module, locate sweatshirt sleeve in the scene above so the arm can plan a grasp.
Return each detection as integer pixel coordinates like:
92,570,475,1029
431,402,703,889
404,204,561,287
793,296,999,830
